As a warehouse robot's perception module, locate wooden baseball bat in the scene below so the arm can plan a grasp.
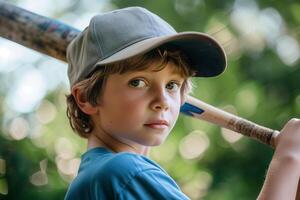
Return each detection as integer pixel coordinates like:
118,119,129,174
181,96,279,147
0,2,279,147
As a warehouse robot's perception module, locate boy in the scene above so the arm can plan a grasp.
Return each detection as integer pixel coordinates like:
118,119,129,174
65,6,300,200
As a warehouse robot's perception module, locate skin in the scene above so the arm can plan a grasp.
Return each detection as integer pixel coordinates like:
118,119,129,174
72,62,185,155
257,118,300,200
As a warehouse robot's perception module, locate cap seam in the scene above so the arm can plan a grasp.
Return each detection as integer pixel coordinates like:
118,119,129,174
92,18,104,57
146,11,160,37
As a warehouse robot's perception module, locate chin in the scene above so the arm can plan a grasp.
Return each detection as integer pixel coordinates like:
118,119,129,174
142,137,167,146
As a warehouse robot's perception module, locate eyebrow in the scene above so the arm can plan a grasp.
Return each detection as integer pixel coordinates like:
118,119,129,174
128,69,185,77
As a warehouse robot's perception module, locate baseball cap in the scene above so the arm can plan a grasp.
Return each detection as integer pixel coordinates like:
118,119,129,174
67,6,227,86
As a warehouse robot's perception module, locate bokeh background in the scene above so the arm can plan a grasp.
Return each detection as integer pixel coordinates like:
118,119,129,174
0,0,299,199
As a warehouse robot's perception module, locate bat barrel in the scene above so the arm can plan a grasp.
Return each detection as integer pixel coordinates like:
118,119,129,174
0,1,80,61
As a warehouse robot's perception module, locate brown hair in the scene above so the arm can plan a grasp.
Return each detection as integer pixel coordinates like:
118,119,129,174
66,48,196,138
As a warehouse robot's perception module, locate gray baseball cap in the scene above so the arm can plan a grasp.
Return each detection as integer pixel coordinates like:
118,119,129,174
67,6,227,86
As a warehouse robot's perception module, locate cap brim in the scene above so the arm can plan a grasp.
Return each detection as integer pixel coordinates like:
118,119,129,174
94,32,227,77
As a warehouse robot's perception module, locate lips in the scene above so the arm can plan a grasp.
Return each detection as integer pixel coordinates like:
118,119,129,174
144,120,169,129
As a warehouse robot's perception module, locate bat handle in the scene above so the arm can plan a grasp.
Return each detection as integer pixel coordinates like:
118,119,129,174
180,95,280,148
227,117,280,148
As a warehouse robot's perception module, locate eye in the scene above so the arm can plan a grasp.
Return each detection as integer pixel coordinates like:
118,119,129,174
166,81,180,92
128,79,147,88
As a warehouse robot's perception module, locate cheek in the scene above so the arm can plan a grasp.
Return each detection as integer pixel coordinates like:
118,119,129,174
113,90,147,114
172,92,183,111
170,104,180,121
101,90,147,126
170,95,182,119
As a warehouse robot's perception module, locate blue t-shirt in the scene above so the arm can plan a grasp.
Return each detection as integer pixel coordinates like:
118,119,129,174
64,147,190,200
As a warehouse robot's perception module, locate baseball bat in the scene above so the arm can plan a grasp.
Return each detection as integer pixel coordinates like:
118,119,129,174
0,2,279,147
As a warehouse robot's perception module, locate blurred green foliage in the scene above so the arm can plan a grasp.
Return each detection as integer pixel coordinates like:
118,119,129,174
0,0,299,199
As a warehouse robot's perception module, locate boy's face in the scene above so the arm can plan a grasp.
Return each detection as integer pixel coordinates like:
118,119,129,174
91,62,185,151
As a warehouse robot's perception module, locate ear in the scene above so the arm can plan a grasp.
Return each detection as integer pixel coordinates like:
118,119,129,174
71,86,98,115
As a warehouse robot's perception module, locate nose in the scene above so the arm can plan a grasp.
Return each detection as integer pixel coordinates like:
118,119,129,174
150,87,170,112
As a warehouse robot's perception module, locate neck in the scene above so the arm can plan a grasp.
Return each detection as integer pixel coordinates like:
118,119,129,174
87,132,150,156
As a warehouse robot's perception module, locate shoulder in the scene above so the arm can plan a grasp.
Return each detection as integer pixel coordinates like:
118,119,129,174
110,154,189,199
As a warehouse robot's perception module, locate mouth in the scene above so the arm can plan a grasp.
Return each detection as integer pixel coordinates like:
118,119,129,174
144,120,169,129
